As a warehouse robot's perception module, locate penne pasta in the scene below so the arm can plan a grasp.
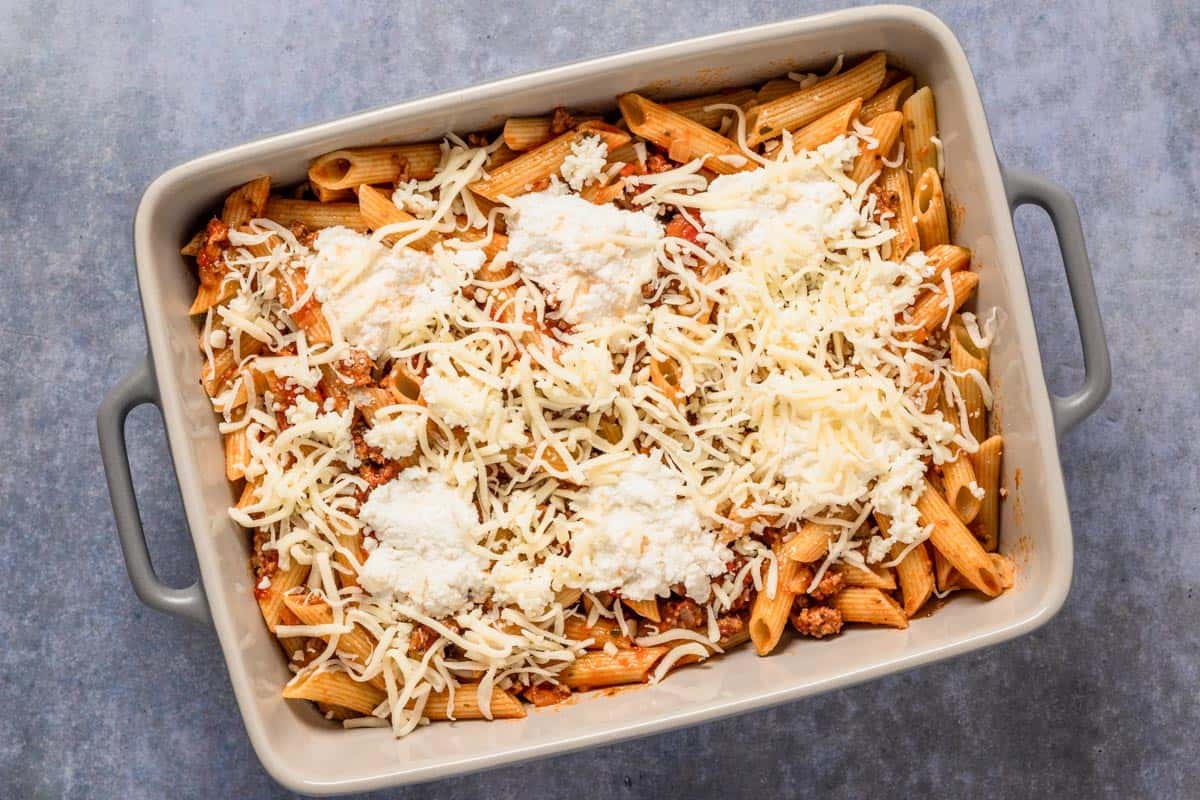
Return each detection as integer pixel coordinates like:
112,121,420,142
832,588,908,628
356,185,443,250
623,598,661,622
786,98,862,155
282,593,386,689
663,87,757,129
860,76,914,122
891,540,935,617
848,110,903,186
934,548,959,593
283,669,384,716
257,560,309,633
503,116,558,152
914,167,949,247
950,316,990,444
879,165,918,260
308,143,443,192
990,553,1016,590
925,243,972,282
224,426,250,481
749,546,804,655
564,617,636,649
756,77,807,104
264,198,367,232
188,56,1016,738
834,563,897,590
905,270,979,344
221,176,271,228
902,86,939,181
312,183,355,203
940,451,982,524
423,685,527,721
975,435,1004,550
780,520,838,563
470,122,630,202
201,338,264,397
189,279,237,316
486,143,520,170
917,485,1002,597
745,52,887,146
618,93,752,175
559,646,670,690
503,113,603,151
275,267,333,345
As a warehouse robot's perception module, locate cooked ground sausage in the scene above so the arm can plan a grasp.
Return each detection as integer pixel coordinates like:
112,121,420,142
789,606,844,638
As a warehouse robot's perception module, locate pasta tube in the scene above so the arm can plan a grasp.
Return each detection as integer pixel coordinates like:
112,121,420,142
618,93,752,174
890,540,934,617
264,198,367,231
221,176,271,228
849,110,903,186
749,546,805,655
282,593,385,689
880,165,918,260
940,451,982,524
663,88,756,129
832,588,908,629
905,270,979,344
787,98,862,155
308,143,443,191
623,598,661,622
917,485,1002,597
780,520,838,563
860,76,914,122
975,435,1004,551
357,185,443,250
745,52,887,146
902,86,939,181
470,122,630,202
559,647,669,690
283,669,384,716
950,316,990,444
914,167,949,247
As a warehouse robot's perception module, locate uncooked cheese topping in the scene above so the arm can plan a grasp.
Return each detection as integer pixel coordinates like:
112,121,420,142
210,123,981,728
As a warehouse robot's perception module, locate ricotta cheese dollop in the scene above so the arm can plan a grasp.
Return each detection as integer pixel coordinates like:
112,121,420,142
304,227,483,357
503,191,664,325
357,468,490,617
558,454,731,602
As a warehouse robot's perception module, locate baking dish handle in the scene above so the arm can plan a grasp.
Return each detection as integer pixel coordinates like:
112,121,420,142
1002,167,1111,437
98,355,212,626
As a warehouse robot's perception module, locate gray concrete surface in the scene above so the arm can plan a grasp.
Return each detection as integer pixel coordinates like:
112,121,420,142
1,1,1197,797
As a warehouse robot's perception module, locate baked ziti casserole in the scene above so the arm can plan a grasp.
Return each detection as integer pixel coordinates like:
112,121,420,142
182,51,1011,735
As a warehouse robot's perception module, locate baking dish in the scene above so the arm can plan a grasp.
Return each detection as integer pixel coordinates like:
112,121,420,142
98,5,1110,793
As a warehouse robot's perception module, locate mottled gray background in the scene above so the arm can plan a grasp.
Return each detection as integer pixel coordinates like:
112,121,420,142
1,0,1196,797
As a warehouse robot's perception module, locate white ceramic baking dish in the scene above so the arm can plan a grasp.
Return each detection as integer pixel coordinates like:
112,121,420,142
98,5,1110,794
